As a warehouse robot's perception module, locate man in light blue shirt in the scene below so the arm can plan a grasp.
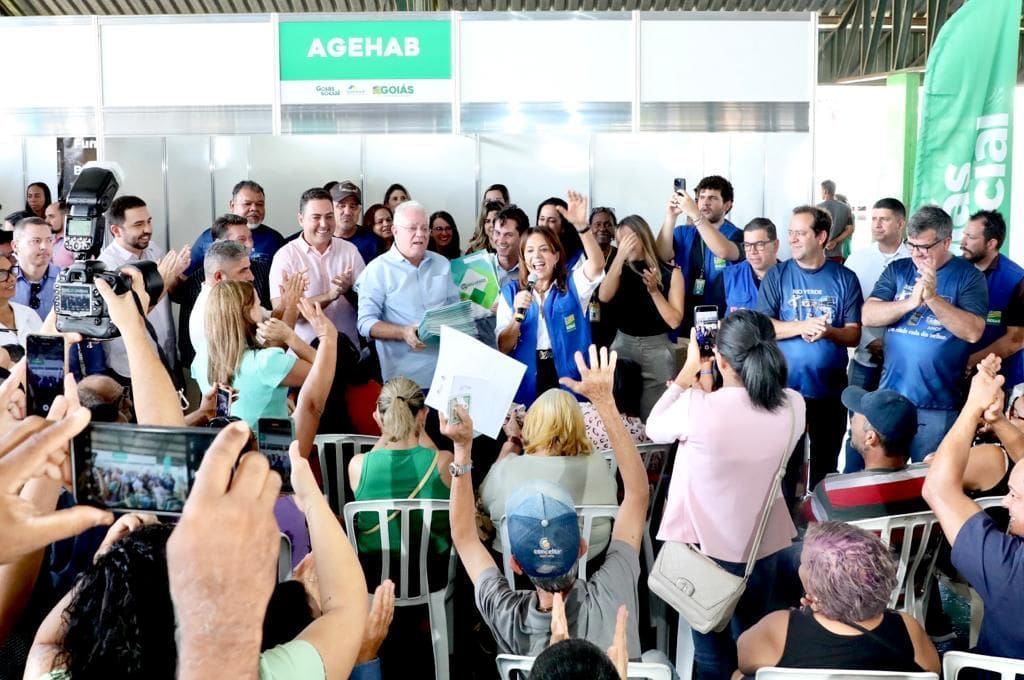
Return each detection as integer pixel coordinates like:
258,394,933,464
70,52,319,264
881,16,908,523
355,200,459,389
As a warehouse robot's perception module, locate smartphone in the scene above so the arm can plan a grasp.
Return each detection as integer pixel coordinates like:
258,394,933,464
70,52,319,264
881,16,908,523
216,386,232,419
694,305,719,357
72,423,221,516
26,334,65,417
673,178,687,195
257,417,294,494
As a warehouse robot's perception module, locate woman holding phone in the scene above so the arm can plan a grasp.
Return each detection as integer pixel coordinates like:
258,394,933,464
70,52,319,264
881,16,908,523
597,215,684,419
495,191,605,408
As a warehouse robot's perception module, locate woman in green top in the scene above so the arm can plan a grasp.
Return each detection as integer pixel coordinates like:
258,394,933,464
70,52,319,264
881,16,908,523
348,377,453,559
200,280,314,428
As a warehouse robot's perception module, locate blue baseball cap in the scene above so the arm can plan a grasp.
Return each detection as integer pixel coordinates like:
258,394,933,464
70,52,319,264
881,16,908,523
841,386,918,452
505,481,580,580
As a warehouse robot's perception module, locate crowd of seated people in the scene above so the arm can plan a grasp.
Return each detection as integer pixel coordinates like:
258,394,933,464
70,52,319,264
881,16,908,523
0,171,1022,680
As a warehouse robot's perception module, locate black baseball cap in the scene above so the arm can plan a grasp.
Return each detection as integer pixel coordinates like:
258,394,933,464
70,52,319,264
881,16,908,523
841,386,918,452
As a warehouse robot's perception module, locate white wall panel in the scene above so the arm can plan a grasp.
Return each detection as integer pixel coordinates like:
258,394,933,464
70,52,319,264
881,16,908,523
247,136,361,235
23,137,59,207
641,17,813,103
461,19,633,103
166,137,214,248
102,138,169,252
101,22,274,107
0,23,97,107
0,139,25,221
210,136,251,222
479,134,590,231
763,132,814,260
363,135,477,243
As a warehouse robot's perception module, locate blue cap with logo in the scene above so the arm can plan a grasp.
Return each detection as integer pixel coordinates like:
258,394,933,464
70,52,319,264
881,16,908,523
505,481,580,580
841,386,918,452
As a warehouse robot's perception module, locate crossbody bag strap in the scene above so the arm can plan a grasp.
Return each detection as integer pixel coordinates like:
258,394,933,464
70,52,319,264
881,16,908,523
742,399,796,580
360,451,440,536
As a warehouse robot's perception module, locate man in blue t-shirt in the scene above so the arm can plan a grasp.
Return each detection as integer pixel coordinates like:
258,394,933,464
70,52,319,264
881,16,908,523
758,205,863,501
186,180,285,277
923,354,1024,660
863,205,987,462
655,175,744,332
714,217,780,315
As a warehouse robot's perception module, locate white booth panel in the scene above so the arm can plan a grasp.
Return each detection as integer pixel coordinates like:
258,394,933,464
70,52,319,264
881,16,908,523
210,136,251,218
23,138,59,207
0,23,98,107
0,139,25,221
641,16,813,103
101,22,274,107
247,136,362,234
763,132,814,260
363,135,477,242
103,138,170,252
479,134,591,229
460,19,633,103
166,137,215,247
726,134,768,223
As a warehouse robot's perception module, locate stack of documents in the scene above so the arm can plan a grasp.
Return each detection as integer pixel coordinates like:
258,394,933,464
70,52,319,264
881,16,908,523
417,300,478,343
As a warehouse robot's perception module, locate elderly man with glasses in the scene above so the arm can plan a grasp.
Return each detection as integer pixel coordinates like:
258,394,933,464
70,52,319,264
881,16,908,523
863,205,988,462
11,217,59,319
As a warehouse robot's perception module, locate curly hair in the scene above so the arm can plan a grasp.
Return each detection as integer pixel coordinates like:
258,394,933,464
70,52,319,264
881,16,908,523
59,523,177,680
801,521,898,624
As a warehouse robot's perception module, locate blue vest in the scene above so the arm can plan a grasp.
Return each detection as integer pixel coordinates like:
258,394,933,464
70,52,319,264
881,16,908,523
673,220,741,307
972,254,1024,387
501,277,592,407
723,260,759,314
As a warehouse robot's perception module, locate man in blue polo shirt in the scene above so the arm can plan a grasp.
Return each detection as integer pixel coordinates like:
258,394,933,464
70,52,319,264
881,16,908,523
863,205,987,462
961,210,1024,389
758,205,862,501
923,354,1024,660
715,217,780,314
655,175,743,331
187,180,285,276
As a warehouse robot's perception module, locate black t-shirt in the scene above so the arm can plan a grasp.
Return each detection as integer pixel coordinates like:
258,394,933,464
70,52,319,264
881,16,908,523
607,261,675,337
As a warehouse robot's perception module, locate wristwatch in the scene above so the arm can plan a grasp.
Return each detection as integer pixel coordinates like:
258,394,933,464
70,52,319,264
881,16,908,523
577,225,591,235
448,461,473,478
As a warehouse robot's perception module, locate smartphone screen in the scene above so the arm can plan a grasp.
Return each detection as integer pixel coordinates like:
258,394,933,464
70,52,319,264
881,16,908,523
72,423,219,516
216,387,232,419
674,177,687,194
258,417,294,494
26,334,65,417
694,305,719,357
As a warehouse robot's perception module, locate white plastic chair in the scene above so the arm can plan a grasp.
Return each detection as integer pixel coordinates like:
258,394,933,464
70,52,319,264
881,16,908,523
943,651,1024,680
755,669,938,680
499,504,619,586
636,442,675,655
849,509,943,623
496,653,672,680
314,433,378,513
343,498,456,680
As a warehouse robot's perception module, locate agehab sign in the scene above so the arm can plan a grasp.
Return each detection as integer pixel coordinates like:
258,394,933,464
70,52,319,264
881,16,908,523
278,20,452,105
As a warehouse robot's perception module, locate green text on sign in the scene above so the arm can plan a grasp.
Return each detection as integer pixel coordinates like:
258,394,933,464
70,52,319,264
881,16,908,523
279,21,452,81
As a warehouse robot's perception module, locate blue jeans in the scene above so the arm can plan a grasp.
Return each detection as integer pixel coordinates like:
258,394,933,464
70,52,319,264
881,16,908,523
910,408,959,462
692,553,780,680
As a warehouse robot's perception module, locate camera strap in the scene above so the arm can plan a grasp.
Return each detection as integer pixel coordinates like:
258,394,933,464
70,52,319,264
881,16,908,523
129,289,185,396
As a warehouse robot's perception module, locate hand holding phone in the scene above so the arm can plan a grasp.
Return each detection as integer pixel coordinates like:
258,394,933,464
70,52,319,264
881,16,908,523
673,178,687,195
215,386,233,419
694,305,719,357
257,417,295,494
26,334,65,417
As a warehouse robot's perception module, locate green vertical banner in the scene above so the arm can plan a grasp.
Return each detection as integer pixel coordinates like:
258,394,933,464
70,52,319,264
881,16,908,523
911,0,1020,250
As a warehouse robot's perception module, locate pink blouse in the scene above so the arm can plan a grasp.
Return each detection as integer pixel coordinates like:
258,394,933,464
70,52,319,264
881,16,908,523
647,384,805,563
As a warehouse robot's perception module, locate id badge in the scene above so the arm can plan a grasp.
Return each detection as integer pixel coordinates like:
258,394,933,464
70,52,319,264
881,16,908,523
589,301,601,323
693,278,706,296
564,314,577,332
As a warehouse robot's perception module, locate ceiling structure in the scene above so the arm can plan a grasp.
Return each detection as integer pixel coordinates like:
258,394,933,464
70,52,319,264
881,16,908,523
0,0,1015,83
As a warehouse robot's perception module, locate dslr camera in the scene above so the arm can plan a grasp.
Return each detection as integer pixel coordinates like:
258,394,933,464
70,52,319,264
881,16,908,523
54,167,164,339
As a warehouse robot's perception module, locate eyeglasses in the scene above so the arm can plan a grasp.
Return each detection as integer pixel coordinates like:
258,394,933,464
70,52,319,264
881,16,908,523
904,238,945,254
28,281,42,310
743,240,774,252
399,225,430,235
0,268,13,282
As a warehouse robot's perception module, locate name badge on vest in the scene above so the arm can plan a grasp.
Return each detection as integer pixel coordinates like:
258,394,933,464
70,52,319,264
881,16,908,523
564,314,577,332
986,310,1002,325
693,278,706,295
713,256,727,271
589,300,601,323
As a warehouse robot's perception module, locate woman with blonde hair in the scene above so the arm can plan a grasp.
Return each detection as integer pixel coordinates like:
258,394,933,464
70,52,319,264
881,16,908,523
479,387,618,557
597,214,684,419
198,280,314,427
348,377,453,561
465,200,504,254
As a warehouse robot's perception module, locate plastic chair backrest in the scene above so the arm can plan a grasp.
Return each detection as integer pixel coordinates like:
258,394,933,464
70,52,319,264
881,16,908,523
499,504,619,586
495,653,672,680
849,509,942,621
342,498,454,605
314,434,378,514
943,651,1024,680
755,668,938,680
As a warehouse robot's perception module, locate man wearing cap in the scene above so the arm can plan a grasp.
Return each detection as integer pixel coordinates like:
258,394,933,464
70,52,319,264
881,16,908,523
443,347,653,661
270,187,365,347
330,181,382,266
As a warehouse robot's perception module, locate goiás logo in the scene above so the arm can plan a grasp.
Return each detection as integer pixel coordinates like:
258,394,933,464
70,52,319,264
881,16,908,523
372,84,416,96
314,85,341,97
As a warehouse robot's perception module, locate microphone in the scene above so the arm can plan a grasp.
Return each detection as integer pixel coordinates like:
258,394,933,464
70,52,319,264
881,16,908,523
514,272,539,322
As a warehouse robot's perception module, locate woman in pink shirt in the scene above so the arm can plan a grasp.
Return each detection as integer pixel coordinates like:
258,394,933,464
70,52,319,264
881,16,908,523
647,309,806,680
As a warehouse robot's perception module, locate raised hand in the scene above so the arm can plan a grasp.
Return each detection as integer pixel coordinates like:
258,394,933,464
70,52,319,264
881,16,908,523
298,299,336,342
605,605,629,680
331,266,354,299
557,190,589,229
559,345,616,405
549,591,569,645
357,579,396,664
440,405,474,447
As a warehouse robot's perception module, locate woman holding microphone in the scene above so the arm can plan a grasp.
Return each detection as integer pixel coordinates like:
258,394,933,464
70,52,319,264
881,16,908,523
496,191,606,407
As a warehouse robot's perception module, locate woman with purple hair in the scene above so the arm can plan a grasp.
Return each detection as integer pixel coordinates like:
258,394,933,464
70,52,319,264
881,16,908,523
735,521,939,677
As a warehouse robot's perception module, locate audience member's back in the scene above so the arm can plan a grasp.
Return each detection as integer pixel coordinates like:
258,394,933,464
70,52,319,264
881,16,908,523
531,639,620,680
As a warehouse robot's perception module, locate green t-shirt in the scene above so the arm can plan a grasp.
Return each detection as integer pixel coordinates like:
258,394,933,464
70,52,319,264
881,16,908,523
193,347,296,429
